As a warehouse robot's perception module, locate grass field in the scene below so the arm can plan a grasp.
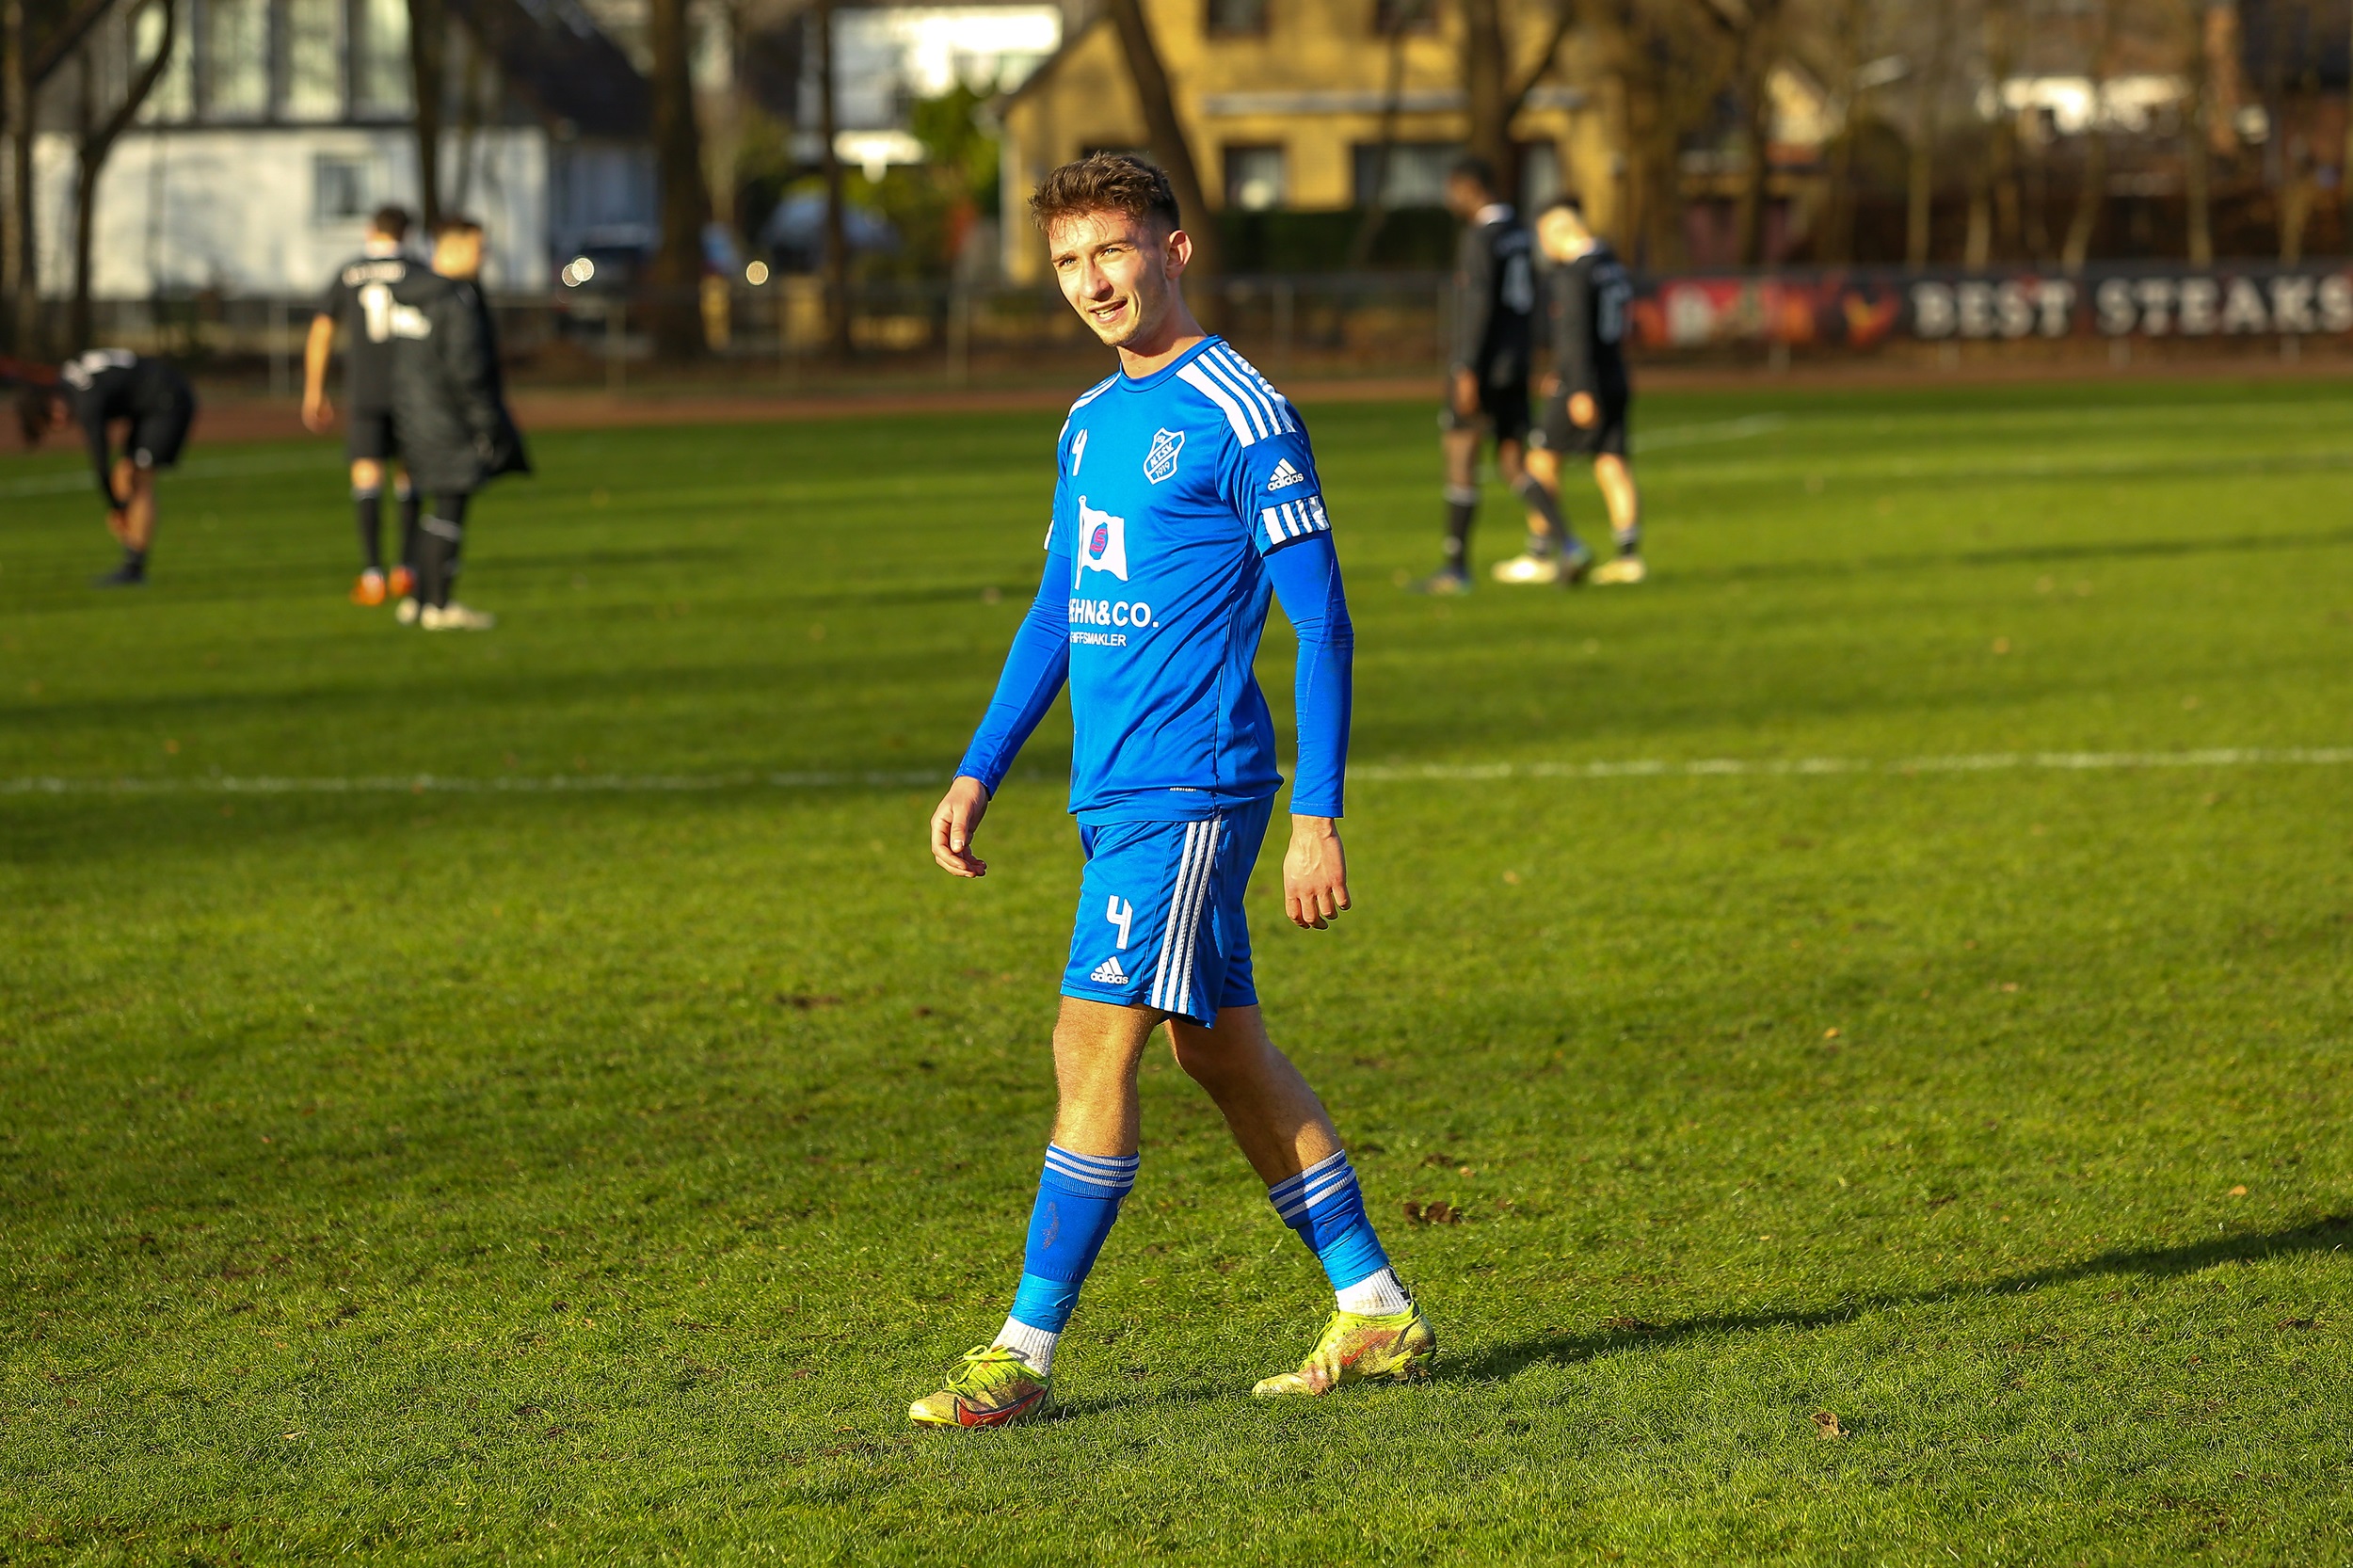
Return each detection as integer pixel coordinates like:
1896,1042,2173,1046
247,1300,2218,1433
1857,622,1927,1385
4,374,2351,1565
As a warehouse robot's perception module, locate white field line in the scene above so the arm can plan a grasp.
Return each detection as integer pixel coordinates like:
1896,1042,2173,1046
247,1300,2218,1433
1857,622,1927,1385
1633,413,1787,454
5,748,2348,799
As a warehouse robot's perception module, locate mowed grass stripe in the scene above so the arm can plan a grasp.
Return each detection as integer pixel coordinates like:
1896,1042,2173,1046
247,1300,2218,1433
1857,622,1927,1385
3,376,2350,1564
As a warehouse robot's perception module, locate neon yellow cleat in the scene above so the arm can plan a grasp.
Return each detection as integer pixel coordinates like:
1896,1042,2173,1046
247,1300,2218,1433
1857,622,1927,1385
1592,556,1646,585
1491,552,1561,585
1252,1304,1436,1397
909,1344,1053,1428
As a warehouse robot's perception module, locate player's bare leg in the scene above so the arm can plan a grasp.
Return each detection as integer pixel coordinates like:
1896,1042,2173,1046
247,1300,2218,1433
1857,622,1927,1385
1495,440,1589,585
1048,997,1164,1157
1591,454,1645,584
1168,1005,1340,1181
94,462,156,587
349,456,389,603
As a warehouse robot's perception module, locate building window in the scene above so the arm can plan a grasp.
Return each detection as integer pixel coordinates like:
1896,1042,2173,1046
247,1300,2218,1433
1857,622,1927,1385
315,153,377,222
1206,0,1269,36
1225,145,1285,210
354,0,413,116
203,0,270,119
1372,0,1436,34
282,0,344,120
1352,141,1461,206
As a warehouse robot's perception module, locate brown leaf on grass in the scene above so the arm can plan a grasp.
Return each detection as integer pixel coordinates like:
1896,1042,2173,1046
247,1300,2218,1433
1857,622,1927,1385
1601,1316,1657,1334
1419,1153,1458,1168
777,994,842,1011
1812,1410,1846,1440
1424,1200,1460,1225
1401,1199,1422,1223
2276,1318,2315,1331
2229,1185,2249,1197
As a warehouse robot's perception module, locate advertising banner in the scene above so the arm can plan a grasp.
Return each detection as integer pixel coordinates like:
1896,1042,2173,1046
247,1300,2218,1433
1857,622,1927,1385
1635,264,2353,348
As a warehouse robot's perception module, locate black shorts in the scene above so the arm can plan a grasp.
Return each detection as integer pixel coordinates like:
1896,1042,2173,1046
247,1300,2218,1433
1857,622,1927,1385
345,408,399,462
129,384,196,471
1535,391,1630,458
1439,376,1531,444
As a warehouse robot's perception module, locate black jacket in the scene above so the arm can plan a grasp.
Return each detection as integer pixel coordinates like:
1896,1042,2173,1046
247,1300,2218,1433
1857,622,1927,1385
1450,205,1537,386
387,270,529,494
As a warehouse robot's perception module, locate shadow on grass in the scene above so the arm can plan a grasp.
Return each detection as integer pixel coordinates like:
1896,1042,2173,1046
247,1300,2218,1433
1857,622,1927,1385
1454,1209,2353,1384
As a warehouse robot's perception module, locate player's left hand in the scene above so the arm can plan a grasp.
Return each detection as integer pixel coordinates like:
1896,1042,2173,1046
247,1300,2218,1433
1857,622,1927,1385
1283,816,1351,930
1568,392,1597,428
930,776,992,877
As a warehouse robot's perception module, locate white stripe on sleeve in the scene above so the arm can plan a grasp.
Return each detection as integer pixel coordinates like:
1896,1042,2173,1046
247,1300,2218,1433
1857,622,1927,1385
1192,354,1275,441
1176,364,1258,446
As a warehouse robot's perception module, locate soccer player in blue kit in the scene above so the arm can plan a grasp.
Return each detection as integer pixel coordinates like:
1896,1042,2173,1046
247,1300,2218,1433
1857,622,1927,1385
914,154,1433,1427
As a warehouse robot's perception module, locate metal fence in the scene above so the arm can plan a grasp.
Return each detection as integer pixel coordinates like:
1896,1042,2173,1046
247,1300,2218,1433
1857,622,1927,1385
55,260,2353,392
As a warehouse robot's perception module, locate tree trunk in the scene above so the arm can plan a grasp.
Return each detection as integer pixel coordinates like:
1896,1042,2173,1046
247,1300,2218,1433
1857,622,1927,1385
2061,129,2107,272
1103,0,1221,319
1346,20,1412,269
1906,0,1952,271
648,0,708,359
815,0,849,359
1733,21,1777,267
408,0,443,227
72,0,174,352
1461,0,1513,195
1981,0,2020,262
2180,0,2212,264
1818,0,1866,264
4,0,31,354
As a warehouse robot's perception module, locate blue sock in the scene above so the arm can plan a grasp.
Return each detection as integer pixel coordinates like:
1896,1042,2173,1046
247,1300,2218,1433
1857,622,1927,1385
1268,1149,1391,1291
1004,1144,1140,1335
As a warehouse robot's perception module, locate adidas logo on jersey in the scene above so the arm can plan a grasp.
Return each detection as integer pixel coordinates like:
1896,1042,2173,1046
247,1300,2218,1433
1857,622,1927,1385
1266,459,1306,491
1089,956,1129,984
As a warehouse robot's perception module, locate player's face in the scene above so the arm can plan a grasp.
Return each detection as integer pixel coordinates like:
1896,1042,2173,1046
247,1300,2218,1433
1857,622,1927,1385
1046,210,1189,349
1536,208,1590,263
433,230,485,280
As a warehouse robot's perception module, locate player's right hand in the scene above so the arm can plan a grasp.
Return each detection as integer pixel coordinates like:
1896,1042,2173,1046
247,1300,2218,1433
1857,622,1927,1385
302,394,333,433
930,776,991,877
1450,368,1479,419
1568,392,1597,428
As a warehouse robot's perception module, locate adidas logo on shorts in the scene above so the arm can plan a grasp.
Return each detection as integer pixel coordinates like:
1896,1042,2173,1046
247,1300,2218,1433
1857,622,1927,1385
1089,956,1128,984
1266,459,1305,491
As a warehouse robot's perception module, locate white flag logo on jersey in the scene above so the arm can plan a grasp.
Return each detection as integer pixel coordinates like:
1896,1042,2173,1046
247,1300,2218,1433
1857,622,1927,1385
1074,496,1128,583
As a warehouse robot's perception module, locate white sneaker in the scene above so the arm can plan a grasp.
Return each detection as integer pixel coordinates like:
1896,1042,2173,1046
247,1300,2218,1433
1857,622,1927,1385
1592,556,1647,585
394,596,421,625
420,601,497,631
1490,552,1561,585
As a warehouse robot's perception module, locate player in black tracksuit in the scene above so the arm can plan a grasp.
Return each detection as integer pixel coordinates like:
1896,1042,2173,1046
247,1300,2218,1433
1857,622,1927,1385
1531,196,1643,583
385,216,529,631
304,204,423,606
1417,156,1581,592
14,349,197,586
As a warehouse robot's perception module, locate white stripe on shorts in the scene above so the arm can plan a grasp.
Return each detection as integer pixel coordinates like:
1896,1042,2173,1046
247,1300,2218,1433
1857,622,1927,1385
1147,819,1222,1015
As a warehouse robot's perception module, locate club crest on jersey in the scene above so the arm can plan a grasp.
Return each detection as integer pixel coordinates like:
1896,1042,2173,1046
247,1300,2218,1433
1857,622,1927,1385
1144,427,1184,484
1074,496,1128,582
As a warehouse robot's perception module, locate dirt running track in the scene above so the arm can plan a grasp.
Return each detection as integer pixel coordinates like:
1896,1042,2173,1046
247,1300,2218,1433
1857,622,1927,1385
7,355,2351,456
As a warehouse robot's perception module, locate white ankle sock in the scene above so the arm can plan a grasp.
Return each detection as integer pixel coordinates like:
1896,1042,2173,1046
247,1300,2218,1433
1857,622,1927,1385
992,1317,1059,1374
1336,1267,1410,1316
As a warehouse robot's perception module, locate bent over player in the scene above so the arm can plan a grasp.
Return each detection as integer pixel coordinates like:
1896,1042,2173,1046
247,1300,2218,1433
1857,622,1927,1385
16,348,196,586
919,153,1431,1427
304,204,422,606
1529,195,1644,585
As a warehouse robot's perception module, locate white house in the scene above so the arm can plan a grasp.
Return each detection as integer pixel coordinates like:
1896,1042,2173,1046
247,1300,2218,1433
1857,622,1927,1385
31,0,656,299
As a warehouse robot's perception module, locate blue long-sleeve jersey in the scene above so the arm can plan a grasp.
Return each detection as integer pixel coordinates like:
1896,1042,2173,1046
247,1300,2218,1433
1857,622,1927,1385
957,337,1354,823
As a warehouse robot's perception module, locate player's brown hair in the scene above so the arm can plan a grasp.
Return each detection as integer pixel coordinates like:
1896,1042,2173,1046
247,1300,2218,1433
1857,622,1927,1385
15,383,58,447
1028,153,1181,237
370,205,411,240
433,214,484,238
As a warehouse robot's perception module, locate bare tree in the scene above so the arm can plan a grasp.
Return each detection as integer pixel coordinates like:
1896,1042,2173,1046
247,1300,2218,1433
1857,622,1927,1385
2175,0,2212,264
1813,0,1872,264
5,0,34,350
1103,0,1222,316
814,0,848,358
1347,0,1421,270
1459,0,1582,202
648,0,710,357
2059,0,2114,273
1687,0,1786,266
71,0,173,350
408,0,444,226
1969,0,2023,265
1906,0,1953,270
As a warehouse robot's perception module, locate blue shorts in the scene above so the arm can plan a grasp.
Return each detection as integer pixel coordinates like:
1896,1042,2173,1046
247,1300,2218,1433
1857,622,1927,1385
1061,794,1276,1026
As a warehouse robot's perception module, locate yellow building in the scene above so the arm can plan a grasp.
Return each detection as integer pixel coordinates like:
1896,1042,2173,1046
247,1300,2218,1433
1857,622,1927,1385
996,0,1615,280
